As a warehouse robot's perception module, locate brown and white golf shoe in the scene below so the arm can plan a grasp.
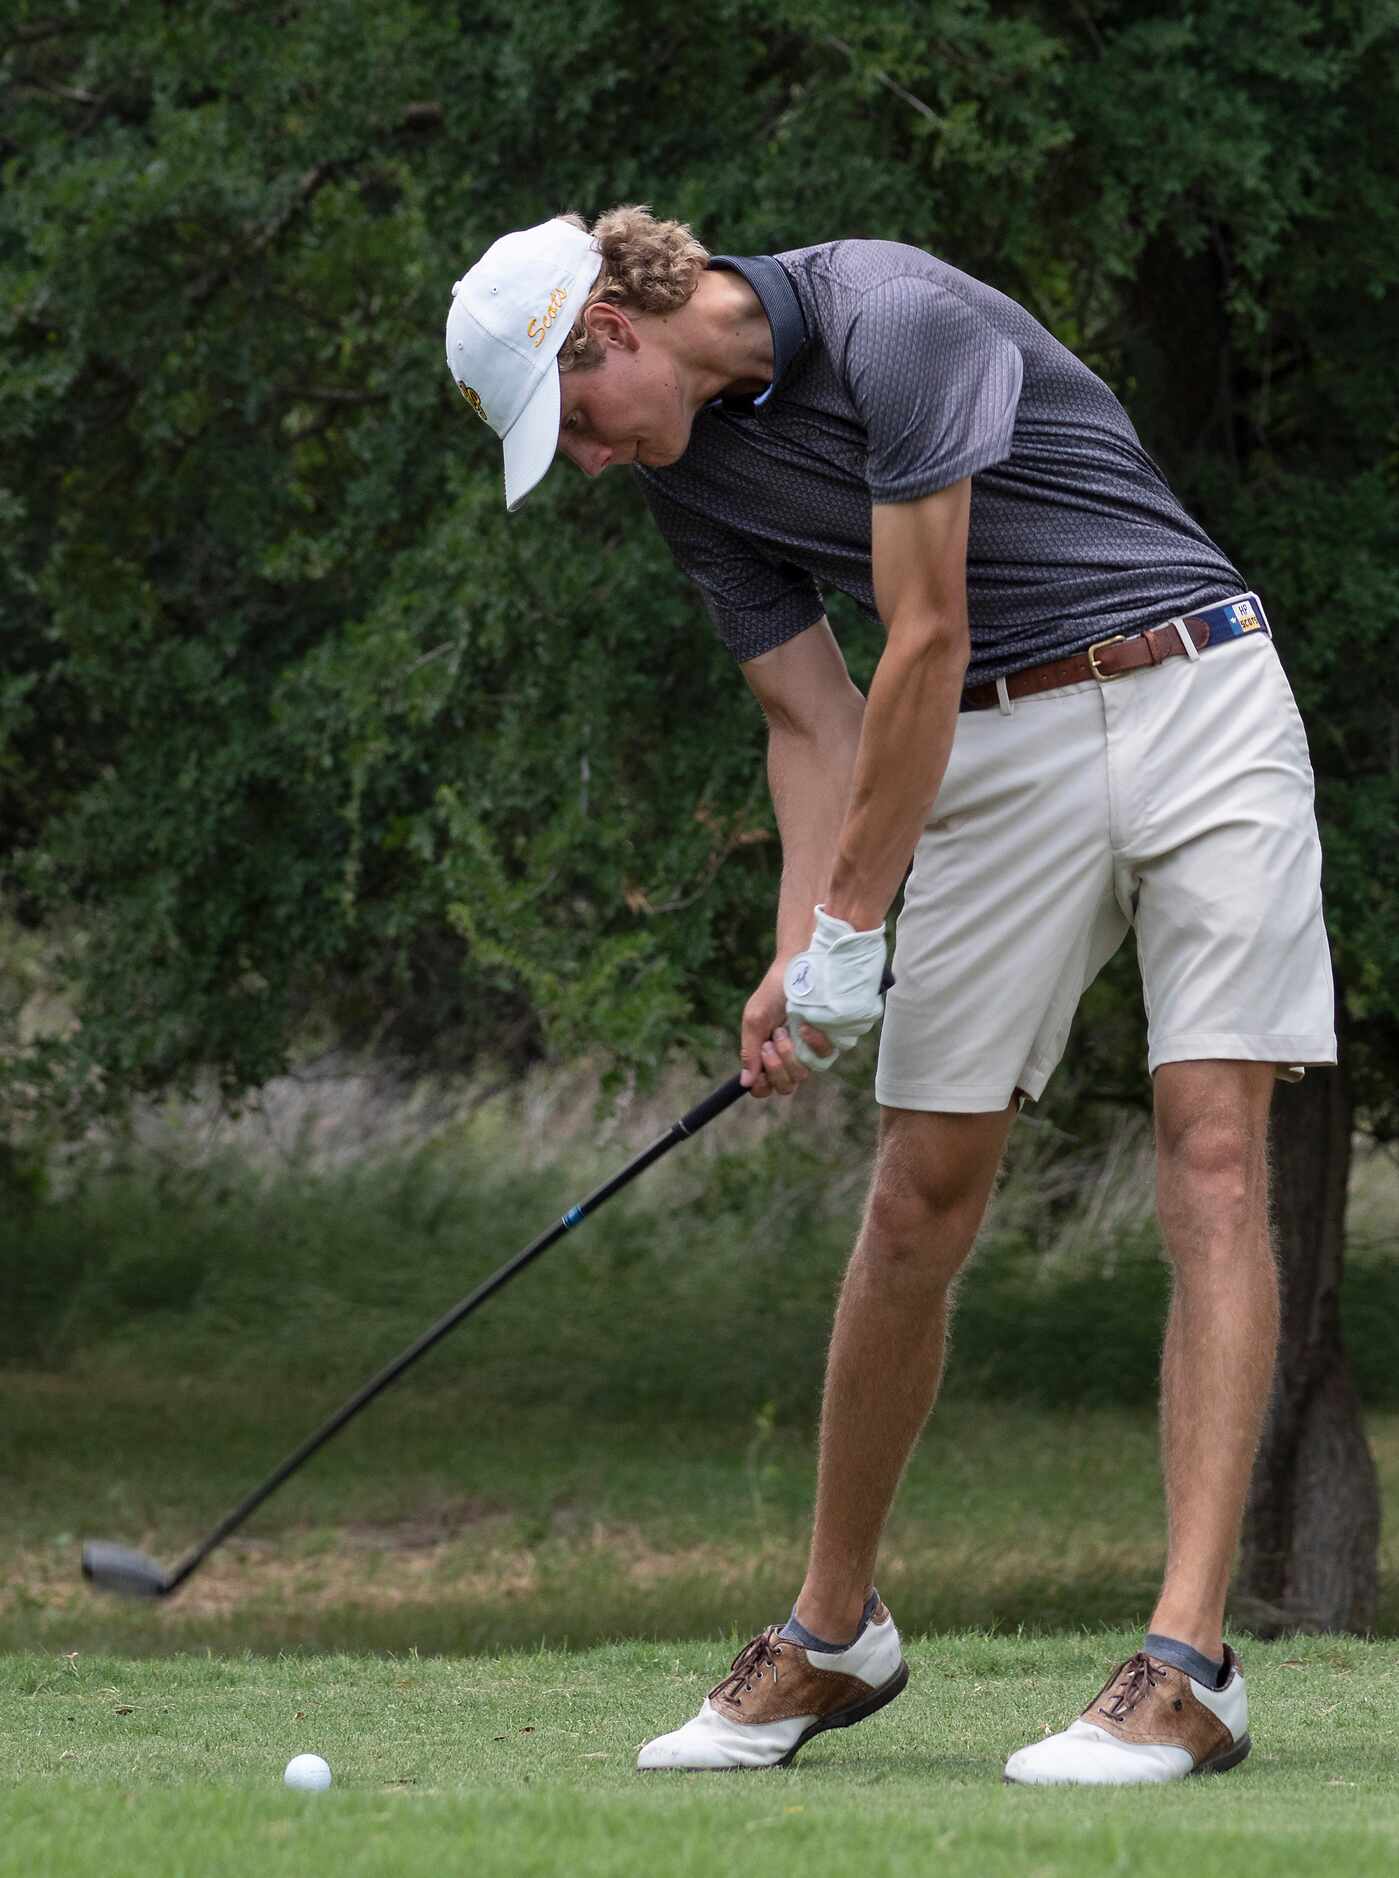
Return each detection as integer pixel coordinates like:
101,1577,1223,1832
636,1600,908,1771
1004,1646,1251,1786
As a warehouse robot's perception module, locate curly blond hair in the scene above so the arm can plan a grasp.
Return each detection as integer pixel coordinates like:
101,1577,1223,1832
555,205,709,373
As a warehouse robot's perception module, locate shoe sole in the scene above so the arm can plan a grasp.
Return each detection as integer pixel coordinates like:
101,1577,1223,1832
1002,1731,1253,1786
773,1659,911,1770
638,1660,910,1774
1195,1731,1252,1775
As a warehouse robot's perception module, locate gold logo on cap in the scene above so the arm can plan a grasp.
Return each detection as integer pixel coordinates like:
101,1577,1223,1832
457,382,488,423
527,286,569,350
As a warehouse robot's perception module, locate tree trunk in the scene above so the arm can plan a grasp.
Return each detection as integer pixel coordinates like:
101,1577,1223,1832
1235,1063,1380,1634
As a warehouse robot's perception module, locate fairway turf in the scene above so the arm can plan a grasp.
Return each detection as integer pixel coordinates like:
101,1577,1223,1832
6,1368,1398,1654
4,1636,1397,1877
6,1095,1395,1872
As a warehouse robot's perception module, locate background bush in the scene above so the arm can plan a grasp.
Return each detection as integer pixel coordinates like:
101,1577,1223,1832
3,0,1397,1143
8,1076,1396,1415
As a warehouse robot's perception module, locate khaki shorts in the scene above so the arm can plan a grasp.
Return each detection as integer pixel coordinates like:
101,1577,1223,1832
876,617,1337,1113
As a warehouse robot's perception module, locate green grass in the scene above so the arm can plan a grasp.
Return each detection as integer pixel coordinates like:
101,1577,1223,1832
6,1371,1398,1653
3,1637,1397,1877
3,1075,1395,1871
3,1087,1396,1650
5,1081,1389,1870
8,1078,1399,1419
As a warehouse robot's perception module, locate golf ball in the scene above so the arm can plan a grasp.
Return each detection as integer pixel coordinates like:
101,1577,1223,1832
283,1752,332,1791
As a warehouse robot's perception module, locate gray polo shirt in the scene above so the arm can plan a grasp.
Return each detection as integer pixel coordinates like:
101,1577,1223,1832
635,240,1244,687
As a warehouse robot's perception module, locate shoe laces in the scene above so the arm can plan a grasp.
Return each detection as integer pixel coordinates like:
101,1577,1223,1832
710,1628,783,1705
1097,1652,1170,1723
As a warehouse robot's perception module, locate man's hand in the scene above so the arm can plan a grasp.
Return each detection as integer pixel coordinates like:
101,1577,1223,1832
783,905,888,1071
740,956,836,1096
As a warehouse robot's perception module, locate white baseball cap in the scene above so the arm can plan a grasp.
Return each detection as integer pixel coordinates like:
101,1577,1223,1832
445,218,604,511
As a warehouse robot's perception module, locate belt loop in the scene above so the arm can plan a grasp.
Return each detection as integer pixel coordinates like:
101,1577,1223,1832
1170,617,1200,662
995,676,1014,717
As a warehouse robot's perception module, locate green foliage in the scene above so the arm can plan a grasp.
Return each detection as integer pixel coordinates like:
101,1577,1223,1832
1,0,1396,1132
8,1119,1398,1410
1222,468,1399,1128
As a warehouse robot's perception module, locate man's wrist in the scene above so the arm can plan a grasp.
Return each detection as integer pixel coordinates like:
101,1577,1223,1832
821,897,886,934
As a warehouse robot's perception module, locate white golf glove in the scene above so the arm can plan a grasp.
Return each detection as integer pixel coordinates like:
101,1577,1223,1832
783,904,889,1073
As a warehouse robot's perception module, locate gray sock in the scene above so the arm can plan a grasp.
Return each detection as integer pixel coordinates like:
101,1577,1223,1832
779,1588,880,1653
1144,1632,1227,1689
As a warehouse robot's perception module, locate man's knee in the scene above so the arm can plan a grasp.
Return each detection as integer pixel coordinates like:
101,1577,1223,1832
1154,1065,1274,1248
861,1109,1009,1281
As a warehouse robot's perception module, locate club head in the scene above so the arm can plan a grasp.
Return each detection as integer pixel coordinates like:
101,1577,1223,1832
81,1541,174,1599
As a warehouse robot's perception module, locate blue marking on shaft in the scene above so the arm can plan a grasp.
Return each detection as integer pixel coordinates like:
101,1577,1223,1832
562,1205,584,1229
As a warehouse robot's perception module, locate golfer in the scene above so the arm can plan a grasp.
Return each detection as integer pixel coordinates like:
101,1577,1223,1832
444,209,1336,1784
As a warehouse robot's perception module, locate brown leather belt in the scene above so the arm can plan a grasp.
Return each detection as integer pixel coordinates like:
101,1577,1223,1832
961,614,1214,711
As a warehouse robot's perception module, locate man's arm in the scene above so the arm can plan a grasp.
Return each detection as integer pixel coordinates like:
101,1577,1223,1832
738,619,866,1091
734,478,970,1089
750,620,867,953
824,477,972,929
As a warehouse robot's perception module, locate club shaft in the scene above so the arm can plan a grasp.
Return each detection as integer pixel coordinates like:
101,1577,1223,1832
164,1072,749,1591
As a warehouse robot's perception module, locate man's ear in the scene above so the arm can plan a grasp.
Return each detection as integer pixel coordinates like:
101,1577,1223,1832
584,301,641,351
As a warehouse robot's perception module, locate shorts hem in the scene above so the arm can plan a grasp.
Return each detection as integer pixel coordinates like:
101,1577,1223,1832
1147,1032,1338,1075
874,1077,1023,1115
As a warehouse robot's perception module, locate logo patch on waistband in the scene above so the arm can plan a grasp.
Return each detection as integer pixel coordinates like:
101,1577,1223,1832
1230,599,1261,633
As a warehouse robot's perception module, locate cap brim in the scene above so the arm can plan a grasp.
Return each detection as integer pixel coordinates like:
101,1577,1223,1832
502,362,561,513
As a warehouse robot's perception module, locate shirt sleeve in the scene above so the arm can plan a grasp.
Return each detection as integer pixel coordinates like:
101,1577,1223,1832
842,277,1024,503
638,475,826,663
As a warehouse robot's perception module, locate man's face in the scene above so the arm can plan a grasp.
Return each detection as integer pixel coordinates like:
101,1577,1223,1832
556,311,694,480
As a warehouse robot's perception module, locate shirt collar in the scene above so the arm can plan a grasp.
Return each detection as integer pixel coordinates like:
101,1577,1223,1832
707,254,808,409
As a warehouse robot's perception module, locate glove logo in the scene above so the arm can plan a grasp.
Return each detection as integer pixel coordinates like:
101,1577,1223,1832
787,957,816,1000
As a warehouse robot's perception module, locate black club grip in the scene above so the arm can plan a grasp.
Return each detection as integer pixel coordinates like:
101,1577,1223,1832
675,967,895,1137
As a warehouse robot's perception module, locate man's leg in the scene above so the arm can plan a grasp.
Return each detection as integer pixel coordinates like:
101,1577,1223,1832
794,1101,1017,1643
637,1099,1014,1772
1148,1058,1279,1657
1005,1057,1277,1786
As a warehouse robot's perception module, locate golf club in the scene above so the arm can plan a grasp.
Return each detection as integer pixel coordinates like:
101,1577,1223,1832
81,987,888,1601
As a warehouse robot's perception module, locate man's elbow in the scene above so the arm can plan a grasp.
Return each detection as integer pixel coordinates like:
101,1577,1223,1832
886,610,971,681
761,688,865,749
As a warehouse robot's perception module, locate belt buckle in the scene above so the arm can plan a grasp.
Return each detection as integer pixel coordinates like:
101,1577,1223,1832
1088,634,1126,682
